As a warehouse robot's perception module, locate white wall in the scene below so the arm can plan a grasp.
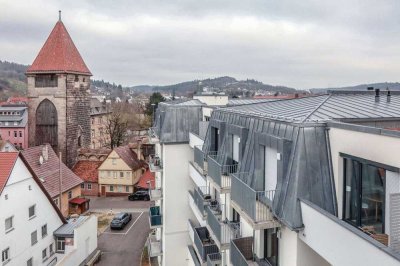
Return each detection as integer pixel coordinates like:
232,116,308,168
163,143,197,266
56,215,98,266
189,163,207,188
300,201,400,266
279,226,298,266
193,95,229,106
0,157,64,266
189,133,204,148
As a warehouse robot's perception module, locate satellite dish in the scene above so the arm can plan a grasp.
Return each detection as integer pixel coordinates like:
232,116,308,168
39,155,44,165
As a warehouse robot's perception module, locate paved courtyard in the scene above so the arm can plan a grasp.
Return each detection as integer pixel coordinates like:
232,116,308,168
91,197,152,266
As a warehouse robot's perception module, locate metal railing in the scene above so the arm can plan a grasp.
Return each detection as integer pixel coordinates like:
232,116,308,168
206,205,240,245
194,227,219,262
231,173,276,223
148,234,162,257
207,253,222,266
207,155,238,189
193,146,218,174
148,128,159,143
149,206,162,227
193,186,210,216
149,154,163,171
230,237,254,266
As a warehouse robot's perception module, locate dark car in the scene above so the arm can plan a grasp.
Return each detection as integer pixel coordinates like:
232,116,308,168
128,190,150,201
110,212,132,230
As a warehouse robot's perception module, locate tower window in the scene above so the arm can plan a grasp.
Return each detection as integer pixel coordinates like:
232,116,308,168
74,75,79,82
35,75,57,87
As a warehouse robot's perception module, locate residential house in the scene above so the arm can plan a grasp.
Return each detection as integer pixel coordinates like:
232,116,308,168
21,144,87,216
72,160,102,197
0,152,97,266
98,145,145,196
0,139,17,152
0,106,28,150
90,98,110,149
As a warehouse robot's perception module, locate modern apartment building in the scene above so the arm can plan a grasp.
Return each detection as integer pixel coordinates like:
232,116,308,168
186,90,400,266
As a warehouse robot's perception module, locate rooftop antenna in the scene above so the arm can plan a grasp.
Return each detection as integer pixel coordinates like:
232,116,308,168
59,10,62,22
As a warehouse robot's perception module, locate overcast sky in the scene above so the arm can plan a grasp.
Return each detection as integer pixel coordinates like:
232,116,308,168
1,0,400,89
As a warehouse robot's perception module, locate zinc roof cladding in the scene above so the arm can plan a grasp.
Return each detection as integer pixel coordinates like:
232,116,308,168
53,216,89,237
161,99,204,106
0,107,28,127
220,94,400,122
227,98,279,106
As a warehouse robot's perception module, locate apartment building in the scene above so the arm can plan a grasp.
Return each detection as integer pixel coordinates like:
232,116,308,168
187,90,400,266
90,98,110,149
0,106,28,150
98,145,145,196
0,152,97,266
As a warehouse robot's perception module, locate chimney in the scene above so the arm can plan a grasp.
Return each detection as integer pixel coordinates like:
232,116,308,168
294,93,299,98
387,88,391,102
375,88,380,102
42,145,49,162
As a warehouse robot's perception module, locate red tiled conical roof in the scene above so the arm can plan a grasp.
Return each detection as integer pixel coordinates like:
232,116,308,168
26,20,91,75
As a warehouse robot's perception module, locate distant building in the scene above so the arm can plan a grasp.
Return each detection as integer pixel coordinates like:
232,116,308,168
0,152,97,266
72,160,102,197
193,92,229,106
21,144,87,216
98,146,145,196
26,16,92,167
0,106,28,149
90,98,110,149
0,139,17,152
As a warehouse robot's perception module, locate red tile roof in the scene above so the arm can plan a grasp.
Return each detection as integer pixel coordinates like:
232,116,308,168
72,161,102,183
136,170,155,189
21,144,83,198
69,197,89,205
26,21,91,75
114,146,143,170
0,152,18,195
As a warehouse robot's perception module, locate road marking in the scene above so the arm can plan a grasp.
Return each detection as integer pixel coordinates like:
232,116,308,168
103,212,144,236
124,212,143,235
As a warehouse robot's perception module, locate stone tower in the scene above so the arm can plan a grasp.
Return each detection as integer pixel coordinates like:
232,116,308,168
26,13,92,167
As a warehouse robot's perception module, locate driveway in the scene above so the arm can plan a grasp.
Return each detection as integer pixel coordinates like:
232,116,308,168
91,197,152,266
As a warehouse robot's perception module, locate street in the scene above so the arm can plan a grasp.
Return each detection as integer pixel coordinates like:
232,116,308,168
91,197,152,266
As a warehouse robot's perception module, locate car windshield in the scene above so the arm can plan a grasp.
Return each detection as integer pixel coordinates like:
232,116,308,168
115,213,125,219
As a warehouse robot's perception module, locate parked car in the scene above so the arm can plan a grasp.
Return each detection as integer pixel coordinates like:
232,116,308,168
110,212,132,230
128,190,150,201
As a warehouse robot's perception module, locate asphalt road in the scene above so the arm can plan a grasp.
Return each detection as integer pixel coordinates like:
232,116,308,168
92,197,151,266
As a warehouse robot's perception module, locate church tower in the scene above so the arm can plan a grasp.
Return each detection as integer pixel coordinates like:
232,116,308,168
26,12,92,167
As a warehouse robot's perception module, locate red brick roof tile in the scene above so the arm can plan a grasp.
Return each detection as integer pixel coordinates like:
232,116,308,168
26,21,91,75
136,170,155,189
0,152,18,195
114,146,143,170
72,161,101,183
21,144,83,198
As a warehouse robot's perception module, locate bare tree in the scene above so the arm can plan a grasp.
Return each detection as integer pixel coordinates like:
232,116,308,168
104,103,129,149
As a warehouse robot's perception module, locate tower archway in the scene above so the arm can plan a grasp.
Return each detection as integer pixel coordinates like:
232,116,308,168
36,99,58,151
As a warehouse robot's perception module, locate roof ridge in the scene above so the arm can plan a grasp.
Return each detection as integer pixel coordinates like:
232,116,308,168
300,94,331,122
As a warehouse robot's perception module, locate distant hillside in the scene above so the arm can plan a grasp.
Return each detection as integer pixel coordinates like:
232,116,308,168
0,60,28,100
131,76,297,95
310,82,400,94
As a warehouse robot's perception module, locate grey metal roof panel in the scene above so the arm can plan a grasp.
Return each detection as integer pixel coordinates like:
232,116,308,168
227,98,278,106
161,99,203,106
220,94,400,122
53,216,89,237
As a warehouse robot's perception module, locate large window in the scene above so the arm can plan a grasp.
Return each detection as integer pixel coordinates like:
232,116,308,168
343,157,385,234
35,74,58,87
29,205,36,219
31,230,38,246
5,216,13,233
56,237,65,253
2,248,9,263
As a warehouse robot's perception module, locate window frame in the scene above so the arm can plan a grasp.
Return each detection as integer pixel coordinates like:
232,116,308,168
42,224,48,238
87,183,92,190
28,205,36,219
5,216,13,233
2,247,10,264
31,230,38,246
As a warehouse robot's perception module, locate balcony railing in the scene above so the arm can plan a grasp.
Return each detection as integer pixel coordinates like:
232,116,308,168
206,204,241,247
207,253,222,266
148,128,159,143
194,226,219,262
149,206,162,228
149,154,163,172
148,234,162,257
149,188,163,201
230,237,254,266
207,155,238,191
193,186,211,217
231,173,276,223
193,146,218,175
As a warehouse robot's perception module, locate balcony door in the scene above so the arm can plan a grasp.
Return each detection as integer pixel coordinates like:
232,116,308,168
232,134,240,165
263,228,279,266
211,127,219,152
262,145,278,192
